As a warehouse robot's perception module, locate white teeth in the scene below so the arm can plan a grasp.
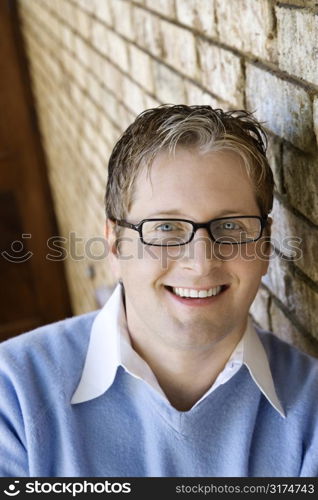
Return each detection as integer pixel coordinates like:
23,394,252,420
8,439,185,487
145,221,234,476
172,286,222,298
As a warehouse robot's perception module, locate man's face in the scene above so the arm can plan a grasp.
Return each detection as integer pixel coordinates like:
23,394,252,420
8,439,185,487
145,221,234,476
108,148,270,351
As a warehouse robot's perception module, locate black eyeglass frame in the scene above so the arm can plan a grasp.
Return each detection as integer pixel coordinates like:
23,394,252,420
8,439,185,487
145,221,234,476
114,215,268,247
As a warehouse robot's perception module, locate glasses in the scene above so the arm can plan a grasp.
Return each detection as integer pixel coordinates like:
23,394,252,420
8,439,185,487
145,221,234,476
114,215,268,247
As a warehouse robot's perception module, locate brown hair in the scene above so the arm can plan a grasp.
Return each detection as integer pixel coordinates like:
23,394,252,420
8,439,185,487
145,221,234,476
105,104,274,221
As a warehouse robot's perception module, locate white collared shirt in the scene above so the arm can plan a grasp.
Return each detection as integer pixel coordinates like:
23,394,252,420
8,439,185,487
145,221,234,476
71,284,285,418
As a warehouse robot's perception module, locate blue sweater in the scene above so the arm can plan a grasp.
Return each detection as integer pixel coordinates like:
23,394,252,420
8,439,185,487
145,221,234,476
0,311,318,477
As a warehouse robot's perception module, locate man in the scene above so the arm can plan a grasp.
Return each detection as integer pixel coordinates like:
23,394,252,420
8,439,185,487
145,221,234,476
1,105,317,477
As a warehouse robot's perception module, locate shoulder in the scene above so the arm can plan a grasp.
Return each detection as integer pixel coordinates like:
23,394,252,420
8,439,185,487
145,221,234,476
0,311,99,397
0,310,99,360
256,326,318,373
256,326,318,412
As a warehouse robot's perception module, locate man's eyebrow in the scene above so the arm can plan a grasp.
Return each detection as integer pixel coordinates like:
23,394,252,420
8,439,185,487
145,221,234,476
144,209,253,218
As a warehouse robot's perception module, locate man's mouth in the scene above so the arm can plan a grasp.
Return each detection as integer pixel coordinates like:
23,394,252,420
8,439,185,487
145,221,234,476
164,285,229,299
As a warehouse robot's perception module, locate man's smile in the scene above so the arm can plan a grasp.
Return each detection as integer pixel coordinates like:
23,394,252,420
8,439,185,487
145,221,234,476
172,286,222,298
164,284,230,306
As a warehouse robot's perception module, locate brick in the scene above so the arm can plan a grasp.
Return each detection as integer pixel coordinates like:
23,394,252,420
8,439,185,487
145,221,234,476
144,94,161,109
215,0,277,61
91,20,109,55
75,7,91,40
266,254,318,337
153,63,186,103
279,0,317,6
265,255,291,305
185,81,223,108
69,79,84,108
74,35,90,67
266,133,283,194
145,0,176,17
46,53,62,83
116,104,135,131
128,45,154,93
276,6,318,86
99,88,120,123
282,144,318,225
44,0,57,12
175,0,216,37
270,301,318,357
246,64,315,151
270,198,318,283
96,126,114,157
84,45,100,75
61,24,74,52
99,61,124,97
314,96,318,146
90,52,108,81
64,4,82,32
33,6,48,36
133,6,163,58
86,72,102,105
70,57,88,89
122,77,147,115
94,0,113,25
49,13,62,41
44,0,56,14
56,2,76,27
250,286,270,331
83,94,100,126
100,115,119,145
106,30,129,71
198,40,244,107
76,0,96,14
110,0,134,40
83,120,97,145
160,20,198,79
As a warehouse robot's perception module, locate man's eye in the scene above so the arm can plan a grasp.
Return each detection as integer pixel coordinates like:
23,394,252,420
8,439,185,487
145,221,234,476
221,222,241,231
155,223,176,232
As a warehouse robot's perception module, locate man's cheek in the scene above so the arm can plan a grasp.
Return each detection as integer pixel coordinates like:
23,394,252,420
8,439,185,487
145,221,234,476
117,238,139,260
235,244,258,262
137,243,161,262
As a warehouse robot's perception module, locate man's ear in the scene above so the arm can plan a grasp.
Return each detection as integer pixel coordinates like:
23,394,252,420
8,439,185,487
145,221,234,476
105,219,117,254
105,219,121,280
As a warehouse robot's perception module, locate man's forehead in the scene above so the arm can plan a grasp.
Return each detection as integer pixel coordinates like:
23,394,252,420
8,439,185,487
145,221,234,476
137,147,248,184
128,148,257,219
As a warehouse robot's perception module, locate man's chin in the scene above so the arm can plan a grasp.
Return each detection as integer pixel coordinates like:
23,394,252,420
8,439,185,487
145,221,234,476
162,317,234,349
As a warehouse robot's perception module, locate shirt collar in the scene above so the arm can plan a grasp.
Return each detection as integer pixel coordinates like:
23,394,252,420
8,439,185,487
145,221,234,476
243,320,285,417
71,284,167,404
71,284,285,418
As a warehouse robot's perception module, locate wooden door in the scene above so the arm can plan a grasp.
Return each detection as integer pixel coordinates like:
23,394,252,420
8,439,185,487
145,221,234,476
0,0,72,340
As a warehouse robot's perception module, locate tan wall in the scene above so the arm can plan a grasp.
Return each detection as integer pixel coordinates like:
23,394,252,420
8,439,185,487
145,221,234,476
18,0,318,355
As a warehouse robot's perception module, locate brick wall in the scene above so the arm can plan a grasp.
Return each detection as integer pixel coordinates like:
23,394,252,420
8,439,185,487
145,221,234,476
18,0,318,355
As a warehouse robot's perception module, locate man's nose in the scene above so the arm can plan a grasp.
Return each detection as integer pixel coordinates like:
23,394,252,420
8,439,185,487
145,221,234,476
180,228,222,274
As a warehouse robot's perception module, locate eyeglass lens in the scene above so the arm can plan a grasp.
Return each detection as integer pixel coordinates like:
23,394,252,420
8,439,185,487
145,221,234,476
141,218,262,246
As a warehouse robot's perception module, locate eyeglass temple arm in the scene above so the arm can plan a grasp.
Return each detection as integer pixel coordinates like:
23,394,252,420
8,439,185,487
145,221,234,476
261,215,268,227
116,220,139,230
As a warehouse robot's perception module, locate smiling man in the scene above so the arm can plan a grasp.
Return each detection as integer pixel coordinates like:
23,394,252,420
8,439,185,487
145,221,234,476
1,105,318,477
105,146,271,413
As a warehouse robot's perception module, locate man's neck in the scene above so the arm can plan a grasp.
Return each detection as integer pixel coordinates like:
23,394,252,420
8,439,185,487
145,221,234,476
129,327,244,412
